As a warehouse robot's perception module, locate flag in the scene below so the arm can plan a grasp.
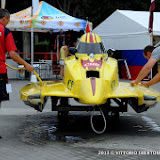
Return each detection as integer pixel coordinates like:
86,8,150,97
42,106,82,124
148,0,155,33
1,0,6,9
85,22,90,33
32,0,39,14
85,17,91,33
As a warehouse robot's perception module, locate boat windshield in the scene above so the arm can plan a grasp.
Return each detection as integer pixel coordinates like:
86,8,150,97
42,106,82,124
77,42,106,54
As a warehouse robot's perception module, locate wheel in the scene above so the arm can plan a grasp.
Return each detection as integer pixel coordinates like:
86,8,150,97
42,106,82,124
58,111,69,120
58,98,69,121
60,97,69,106
110,112,120,130
111,112,120,123
51,97,59,111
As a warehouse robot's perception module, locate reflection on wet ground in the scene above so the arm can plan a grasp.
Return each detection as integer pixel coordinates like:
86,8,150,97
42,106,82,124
19,112,96,145
19,112,160,146
132,115,160,132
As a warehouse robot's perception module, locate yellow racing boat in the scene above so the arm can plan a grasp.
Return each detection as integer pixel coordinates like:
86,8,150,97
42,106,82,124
20,33,160,134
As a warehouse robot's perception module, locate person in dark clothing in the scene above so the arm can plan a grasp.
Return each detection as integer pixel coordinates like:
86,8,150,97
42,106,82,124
0,9,33,138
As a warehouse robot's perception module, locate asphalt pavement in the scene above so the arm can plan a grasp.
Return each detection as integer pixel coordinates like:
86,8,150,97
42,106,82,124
0,79,160,160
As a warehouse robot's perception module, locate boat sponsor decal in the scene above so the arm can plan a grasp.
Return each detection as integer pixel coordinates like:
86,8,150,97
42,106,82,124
67,79,74,90
111,80,116,91
81,59,102,69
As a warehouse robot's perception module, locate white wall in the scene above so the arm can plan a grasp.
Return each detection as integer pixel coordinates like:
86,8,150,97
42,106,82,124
6,59,18,79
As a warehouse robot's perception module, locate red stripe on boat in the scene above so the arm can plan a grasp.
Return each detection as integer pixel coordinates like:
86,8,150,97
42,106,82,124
90,78,96,96
85,33,88,43
90,33,93,43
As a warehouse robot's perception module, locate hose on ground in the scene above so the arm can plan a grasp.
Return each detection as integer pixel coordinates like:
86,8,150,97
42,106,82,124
90,106,107,134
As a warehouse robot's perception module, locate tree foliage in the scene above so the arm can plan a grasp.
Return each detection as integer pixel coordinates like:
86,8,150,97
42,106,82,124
5,0,160,28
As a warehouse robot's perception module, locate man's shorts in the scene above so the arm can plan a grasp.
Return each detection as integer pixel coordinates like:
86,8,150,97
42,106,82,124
0,74,9,102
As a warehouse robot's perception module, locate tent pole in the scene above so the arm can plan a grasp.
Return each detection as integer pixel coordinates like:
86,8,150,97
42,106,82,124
31,28,34,68
51,50,53,78
57,35,59,61
1,0,6,9
31,6,34,67
31,4,34,77
29,2,35,82
152,32,153,46
151,32,153,79
150,30,153,79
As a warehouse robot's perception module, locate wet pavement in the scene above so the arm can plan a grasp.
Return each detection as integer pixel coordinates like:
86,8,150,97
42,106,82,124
0,80,160,160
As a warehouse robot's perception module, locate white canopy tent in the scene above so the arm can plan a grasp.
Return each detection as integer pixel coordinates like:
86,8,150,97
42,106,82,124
6,1,88,72
93,10,160,50
93,10,160,80
7,1,87,32
6,1,91,79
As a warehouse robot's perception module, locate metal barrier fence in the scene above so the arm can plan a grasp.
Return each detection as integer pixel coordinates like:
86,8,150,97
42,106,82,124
16,52,60,80
33,60,60,80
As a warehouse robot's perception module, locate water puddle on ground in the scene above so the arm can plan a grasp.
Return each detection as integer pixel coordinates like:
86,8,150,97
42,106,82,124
132,115,160,133
19,113,94,144
141,116,160,132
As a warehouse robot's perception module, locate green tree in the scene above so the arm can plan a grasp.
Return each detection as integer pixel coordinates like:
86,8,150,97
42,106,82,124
5,0,160,28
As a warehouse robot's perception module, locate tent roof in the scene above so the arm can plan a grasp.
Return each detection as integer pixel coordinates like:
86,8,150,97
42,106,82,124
93,9,160,36
7,1,86,32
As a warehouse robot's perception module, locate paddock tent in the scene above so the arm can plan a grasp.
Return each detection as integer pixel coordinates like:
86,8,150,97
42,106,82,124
93,10,160,79
7,1,86,32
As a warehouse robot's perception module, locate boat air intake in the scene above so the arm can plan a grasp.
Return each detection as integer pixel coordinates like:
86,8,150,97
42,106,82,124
86,71,99,78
